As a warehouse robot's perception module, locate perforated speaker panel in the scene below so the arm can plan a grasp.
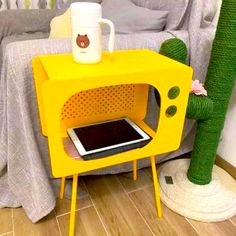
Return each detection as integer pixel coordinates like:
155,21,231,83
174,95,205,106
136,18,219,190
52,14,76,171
61,84,135,122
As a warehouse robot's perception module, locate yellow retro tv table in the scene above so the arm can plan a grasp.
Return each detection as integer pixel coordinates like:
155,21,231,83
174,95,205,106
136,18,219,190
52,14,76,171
32,49,192,236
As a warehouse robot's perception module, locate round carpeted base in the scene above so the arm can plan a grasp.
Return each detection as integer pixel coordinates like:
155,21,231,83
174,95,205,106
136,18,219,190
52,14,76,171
159,159,236,222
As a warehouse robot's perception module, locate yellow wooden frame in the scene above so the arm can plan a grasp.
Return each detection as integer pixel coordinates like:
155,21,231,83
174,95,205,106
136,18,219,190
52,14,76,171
32,49,192,236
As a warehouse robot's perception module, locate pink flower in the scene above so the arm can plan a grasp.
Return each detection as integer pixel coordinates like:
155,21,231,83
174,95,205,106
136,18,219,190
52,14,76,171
191,80,207,96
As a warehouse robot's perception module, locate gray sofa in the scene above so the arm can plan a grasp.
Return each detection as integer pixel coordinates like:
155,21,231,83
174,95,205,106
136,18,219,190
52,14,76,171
0,0,221,222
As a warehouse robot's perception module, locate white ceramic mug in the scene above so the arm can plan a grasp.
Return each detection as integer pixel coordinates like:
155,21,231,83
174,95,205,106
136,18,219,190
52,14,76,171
70,2,115,64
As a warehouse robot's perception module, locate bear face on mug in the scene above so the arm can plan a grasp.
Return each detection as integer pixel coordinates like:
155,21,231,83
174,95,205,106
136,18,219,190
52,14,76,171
76,34,90,48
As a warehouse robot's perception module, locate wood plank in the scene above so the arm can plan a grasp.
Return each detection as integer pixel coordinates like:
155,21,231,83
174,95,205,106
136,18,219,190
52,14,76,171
117,167,153,193
84,175,153,236
216,155,236,179
129,186,198,236
0,208,12,234
188,219,236,236
54,176,89,199
117,152,191,193
161,204,199,236
230,215,236,225
57,206,107,236
0,232,14,236
13,208,60,236
55,196,92,217
55,176,92,216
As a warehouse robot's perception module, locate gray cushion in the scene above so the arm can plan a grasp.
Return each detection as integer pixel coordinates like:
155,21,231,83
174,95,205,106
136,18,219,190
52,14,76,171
0,10,55,42
131,0,189,30
101,0,168,34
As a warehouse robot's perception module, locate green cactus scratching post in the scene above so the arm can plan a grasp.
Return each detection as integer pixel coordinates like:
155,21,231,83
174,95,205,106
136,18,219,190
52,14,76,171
157,0,236,185
187,0,236,184
157,0,236,221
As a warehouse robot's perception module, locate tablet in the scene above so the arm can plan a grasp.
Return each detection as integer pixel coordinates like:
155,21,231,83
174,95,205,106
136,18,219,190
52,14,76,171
67,118,151,157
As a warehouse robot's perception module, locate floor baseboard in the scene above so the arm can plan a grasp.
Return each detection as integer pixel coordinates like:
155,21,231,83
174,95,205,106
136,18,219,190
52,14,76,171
216,155,236,180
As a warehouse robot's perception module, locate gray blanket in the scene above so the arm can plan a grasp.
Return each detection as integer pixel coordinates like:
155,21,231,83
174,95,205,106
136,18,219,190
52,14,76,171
0,10,55,71
0,0,220,223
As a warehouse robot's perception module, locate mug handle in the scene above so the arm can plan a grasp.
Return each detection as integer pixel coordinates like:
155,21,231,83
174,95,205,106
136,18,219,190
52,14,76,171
98,18,115,54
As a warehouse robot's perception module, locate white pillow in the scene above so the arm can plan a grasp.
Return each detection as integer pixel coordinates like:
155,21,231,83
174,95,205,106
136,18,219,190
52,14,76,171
131,0,189,30
6,0,17,9
102,0,168,34
49,8,71,38
0,0,8,11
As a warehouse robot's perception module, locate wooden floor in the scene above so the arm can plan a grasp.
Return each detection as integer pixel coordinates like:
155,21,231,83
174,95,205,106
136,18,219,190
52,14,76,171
1,164,236,236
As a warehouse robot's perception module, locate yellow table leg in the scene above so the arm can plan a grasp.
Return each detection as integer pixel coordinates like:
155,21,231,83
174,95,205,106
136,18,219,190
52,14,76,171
69,174,78,236
60,177,66,199
150,156,162,218
133,160,137,181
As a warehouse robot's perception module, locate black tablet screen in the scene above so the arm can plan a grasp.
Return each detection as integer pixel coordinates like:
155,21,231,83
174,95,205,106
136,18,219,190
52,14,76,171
73,119,144,151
